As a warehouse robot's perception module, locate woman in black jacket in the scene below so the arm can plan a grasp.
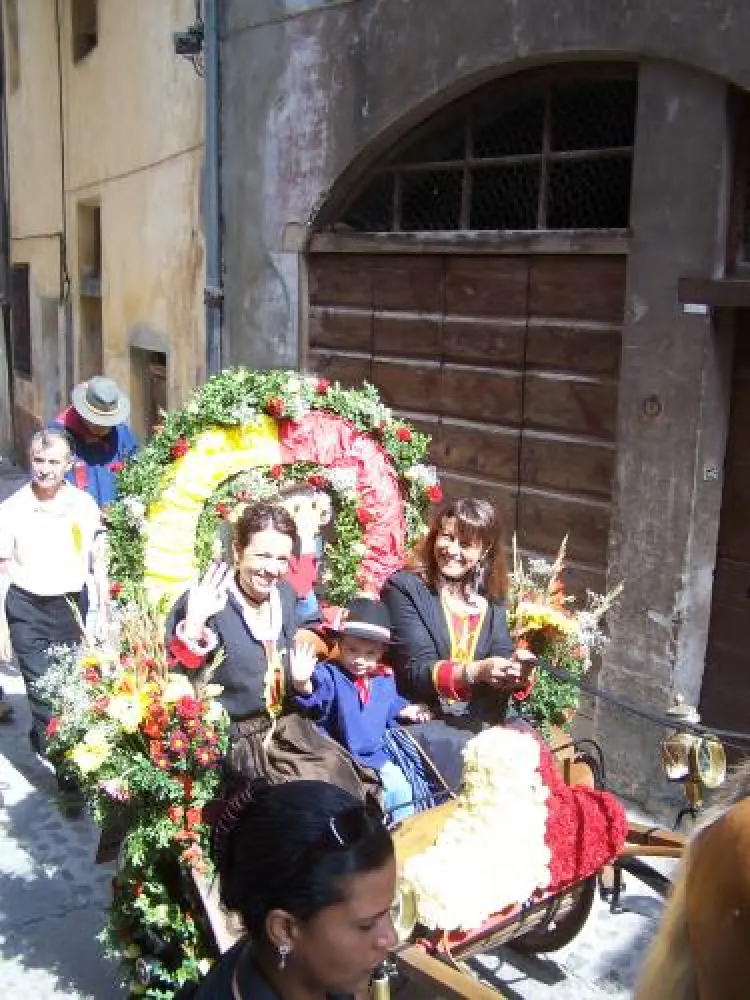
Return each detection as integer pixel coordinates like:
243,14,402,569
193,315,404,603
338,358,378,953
185,780,397,1000
167,502,380,798
382,497,534,787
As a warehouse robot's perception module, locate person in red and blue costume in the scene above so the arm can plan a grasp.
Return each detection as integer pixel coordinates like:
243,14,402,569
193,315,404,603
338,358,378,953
54,376,138,509
290,597,432,822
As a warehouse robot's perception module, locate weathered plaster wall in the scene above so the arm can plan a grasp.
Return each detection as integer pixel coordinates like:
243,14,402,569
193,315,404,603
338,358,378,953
595,62,731,805
2,0,64,453
59,0,205,418
222,0,748,804
2,0,205,450
221,0,750,365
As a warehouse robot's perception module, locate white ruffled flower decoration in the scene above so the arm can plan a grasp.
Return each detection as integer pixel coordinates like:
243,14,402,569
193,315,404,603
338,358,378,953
122,496,146,529
326,467,358,499
403,464,438,487
403,728,551,931
230,401,260,425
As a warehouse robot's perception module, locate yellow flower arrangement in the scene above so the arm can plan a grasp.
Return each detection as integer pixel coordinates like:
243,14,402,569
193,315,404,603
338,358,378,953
105,691,150,733
69,727,112,774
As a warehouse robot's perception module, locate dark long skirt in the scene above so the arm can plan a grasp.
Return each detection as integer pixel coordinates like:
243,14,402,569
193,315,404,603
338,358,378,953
5,584,87,750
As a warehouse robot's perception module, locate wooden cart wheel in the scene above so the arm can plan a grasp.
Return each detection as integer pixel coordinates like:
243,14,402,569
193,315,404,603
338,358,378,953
508,875,596,954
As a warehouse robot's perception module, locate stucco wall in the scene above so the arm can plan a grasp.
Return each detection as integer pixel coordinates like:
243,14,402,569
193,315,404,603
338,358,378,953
3,0,205,448
2,0,64,452
221,0,750,364
221,0,748,805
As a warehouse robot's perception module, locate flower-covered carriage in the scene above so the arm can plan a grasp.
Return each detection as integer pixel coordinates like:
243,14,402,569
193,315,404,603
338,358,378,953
39,370,687,999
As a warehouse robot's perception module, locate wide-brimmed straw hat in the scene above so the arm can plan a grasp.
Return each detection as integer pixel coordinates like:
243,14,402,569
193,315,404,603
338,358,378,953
72,376,130,427
330,598,394,644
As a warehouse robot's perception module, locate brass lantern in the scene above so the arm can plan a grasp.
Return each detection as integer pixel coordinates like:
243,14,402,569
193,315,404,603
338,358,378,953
661,694,726,812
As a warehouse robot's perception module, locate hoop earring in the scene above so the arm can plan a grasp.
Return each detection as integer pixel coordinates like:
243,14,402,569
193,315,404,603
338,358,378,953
278,943,291,970
470,559,486,595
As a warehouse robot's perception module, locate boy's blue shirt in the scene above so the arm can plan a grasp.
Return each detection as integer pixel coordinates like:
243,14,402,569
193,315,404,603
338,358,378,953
293,659,409,769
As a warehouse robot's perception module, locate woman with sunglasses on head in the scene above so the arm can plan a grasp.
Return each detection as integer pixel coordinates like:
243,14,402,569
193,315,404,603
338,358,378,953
381,497,535,788
185,779,397,1000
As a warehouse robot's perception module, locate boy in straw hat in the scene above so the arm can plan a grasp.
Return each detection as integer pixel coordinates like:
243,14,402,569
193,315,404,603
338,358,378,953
291,597,432,821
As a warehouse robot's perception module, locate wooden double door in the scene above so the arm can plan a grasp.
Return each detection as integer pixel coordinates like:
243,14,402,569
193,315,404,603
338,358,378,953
307,252,626,593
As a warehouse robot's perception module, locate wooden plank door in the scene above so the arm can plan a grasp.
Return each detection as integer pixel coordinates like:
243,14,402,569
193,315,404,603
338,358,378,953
700,330,750,741
307,252,625,591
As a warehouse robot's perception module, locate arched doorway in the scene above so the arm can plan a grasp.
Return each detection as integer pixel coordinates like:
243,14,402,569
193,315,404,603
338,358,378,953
307,65,636,592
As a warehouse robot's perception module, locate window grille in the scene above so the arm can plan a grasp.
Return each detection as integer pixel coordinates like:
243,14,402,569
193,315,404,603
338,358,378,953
336,72,636,233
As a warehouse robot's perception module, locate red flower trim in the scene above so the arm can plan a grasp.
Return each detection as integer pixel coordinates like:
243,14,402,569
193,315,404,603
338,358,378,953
535,731,628,893
167,636,207,671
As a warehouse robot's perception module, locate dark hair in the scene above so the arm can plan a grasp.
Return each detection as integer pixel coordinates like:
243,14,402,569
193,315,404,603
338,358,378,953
233,501,300,558
29,427,73,459
212,780,393,939
409,497,508,600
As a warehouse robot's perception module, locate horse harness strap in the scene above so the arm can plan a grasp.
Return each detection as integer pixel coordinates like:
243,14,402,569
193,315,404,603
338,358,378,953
536,658,750,751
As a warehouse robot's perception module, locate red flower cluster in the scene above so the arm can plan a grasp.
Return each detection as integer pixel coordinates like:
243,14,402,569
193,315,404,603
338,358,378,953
83,666,100,684
395,427,412,443
109,581,124,598
307,473,326,488
170,436,190,460
46,716,61,739
269,464,284,480
215,502,232,520
141,702,169,740
109,461,125,474
426,484,443,504
317,378,330,394
266,396,285,418
356,506,374,527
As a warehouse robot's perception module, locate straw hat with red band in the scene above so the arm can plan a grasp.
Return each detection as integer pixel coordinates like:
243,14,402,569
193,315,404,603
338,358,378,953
72,376,131,427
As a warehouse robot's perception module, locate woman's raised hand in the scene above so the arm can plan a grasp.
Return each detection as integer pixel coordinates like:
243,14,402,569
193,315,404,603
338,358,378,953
183,561,232,639
290,640,319,694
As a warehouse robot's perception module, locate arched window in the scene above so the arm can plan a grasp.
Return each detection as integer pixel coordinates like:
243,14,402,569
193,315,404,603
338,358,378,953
327,70,637,233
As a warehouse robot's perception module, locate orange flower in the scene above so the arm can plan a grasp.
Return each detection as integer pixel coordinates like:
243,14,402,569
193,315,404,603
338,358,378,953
185,807,202,830
168,805,184,825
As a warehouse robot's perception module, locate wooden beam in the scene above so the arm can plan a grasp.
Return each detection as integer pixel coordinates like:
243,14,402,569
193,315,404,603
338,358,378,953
392,943,506,1000
677,276,750,309
308,229,631,256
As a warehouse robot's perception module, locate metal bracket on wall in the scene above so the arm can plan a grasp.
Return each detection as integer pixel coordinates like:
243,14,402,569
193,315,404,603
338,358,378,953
204,285,224,308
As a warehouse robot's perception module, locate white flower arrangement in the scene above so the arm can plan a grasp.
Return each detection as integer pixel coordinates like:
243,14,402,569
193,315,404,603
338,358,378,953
229,401,260,425
325,466,358,498
403,728,551,931
122,495,147,528
403,463,439,487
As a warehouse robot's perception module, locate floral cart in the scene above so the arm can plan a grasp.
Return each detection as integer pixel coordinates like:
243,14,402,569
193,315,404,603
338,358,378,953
39,369,687,1000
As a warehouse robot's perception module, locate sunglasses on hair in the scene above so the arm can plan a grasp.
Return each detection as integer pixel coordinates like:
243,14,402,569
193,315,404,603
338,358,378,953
305,799,385,861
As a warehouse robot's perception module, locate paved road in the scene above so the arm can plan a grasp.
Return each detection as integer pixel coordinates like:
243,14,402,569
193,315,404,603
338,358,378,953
0,463,673,998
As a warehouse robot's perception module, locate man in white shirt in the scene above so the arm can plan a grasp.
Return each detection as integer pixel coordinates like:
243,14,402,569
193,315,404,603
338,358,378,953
0,428,108,757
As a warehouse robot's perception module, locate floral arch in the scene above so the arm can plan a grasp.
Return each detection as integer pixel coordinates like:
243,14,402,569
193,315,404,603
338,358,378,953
107,369,441,607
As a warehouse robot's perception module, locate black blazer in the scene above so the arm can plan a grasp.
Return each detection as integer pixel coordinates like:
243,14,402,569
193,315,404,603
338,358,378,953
183,939,353,1000
166,581,300,721
382,570,514,721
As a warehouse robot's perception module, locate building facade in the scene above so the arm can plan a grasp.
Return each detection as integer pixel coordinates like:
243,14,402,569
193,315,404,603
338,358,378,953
2,0,205,447
219,0,750,805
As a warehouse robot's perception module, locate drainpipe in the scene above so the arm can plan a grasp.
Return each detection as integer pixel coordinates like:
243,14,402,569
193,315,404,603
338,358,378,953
203,0,223,376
